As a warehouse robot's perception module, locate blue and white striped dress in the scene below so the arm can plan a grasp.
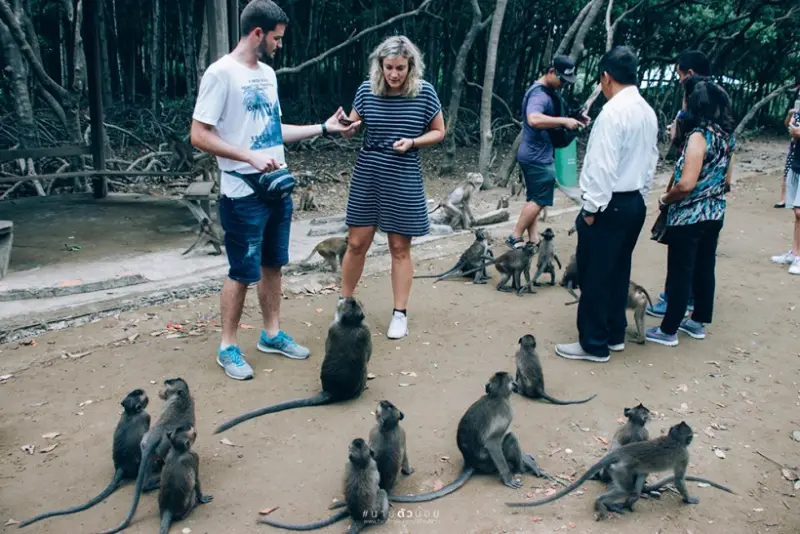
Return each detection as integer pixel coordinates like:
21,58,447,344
346,80,442,237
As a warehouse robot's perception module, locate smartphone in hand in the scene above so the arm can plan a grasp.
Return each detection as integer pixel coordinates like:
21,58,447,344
338,117,354,126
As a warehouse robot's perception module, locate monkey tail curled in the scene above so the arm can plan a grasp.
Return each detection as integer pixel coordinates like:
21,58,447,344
159,510,173,534
539,391,597,406
213,392,334,434
18,469,125,528
94,440,159,534
257,509,349,530
388,466,475,503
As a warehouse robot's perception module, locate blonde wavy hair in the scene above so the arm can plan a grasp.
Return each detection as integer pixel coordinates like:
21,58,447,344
368,35,425,98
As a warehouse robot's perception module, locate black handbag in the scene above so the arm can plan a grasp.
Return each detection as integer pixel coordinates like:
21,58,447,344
650,204,669,244
521,84,579,149
227,167,297,203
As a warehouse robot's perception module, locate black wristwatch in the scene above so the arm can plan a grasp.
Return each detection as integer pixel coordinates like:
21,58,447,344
320,123,329,137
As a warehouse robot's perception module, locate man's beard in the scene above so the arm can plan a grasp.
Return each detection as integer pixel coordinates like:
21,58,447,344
256,38,272,60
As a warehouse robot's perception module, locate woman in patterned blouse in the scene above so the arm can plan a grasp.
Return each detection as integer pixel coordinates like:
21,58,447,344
646,76,735,347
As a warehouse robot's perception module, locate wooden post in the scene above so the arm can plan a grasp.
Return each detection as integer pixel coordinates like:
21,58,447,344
83,0,107,198
206,0,230,63
228,0,240,51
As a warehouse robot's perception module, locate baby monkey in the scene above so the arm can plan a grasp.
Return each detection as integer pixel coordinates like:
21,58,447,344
158,424,212,534
530,228,561,287
592,403,651,484
301,236,348,273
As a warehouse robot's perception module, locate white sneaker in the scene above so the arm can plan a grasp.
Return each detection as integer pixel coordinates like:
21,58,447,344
789,257,800,275
387,311,409,339
772,251,797,265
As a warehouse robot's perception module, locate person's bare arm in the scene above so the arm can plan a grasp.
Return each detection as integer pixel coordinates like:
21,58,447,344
392,111,446,154
339,109,363,139
661,132,706,204
191,120,278,172
281,107,361,143
725,153,735,189
785,108,797,127
528,113,581,130
791,125,800,140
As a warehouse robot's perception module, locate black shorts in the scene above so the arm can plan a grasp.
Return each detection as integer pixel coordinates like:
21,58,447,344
519,161,556,207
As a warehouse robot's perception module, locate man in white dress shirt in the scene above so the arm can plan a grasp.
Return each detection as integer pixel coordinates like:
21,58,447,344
555,46,659,363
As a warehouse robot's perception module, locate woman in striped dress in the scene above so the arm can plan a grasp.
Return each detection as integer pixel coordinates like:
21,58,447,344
339,35,446,339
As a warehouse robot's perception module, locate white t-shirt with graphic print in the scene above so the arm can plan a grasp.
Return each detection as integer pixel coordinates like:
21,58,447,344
192,55,285,198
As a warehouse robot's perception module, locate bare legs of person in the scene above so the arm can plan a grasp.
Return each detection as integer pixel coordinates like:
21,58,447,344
507,201,543,248
340,226,412,338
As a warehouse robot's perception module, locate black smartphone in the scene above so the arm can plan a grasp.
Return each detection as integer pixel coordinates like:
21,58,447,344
338,117,354,126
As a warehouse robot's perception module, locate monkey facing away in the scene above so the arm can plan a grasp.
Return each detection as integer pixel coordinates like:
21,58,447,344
591,403,651,484
214,297,371,434
531,228,561,287
95,378,196,534
506,421,734,519
496,195,510,210
486,241,537,295
413,228,493,284
560,253,580,303
258,438,389,533
301,236,348,273
158,424,212,534
389,372,547,503
514,334,596,405
330,399,414,511
18,389,151,528
429,172,484,230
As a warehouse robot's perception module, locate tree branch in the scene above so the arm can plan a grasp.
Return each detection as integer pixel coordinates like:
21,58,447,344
556,0,593,56
0,0,68,101
466,80,521,126
607,0,646,51
276,0,433,76
570,0,606,61
734,82,798,137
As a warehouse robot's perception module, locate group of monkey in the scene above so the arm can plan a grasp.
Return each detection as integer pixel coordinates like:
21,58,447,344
303,225,655,345
17,296,734,533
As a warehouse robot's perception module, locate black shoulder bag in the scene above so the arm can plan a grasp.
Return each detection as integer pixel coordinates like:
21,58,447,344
522,83,579,149
227,167,297,204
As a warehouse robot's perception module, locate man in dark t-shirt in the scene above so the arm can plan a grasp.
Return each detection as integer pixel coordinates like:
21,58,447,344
507,55,588,248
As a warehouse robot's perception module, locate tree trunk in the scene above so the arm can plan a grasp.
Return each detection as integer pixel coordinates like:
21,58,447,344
570,0,605,61
107,0,122,100
97,0,112,107
198,6,209,77
555,0,593,56
72,0,87,96
0,18,45,195
478,0,509,186
440,0,490,175
177,0,198,96
734,82,797,138
150,0,162,112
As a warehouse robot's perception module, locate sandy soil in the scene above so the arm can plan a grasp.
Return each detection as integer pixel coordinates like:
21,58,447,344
2,165,800,534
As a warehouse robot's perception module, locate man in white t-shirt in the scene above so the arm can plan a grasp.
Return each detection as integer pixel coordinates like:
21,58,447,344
191,0,359,381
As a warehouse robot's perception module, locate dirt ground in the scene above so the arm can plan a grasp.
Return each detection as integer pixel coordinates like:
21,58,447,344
2,162,800,534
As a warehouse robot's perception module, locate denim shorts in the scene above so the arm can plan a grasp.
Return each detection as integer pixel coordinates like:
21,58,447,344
218,193,293,283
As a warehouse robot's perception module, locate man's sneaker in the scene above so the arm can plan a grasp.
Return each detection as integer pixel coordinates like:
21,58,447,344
387,311,408,339
257,330,310,360
646,298,667,318
217,345,254,380
789,257,800,275
645,326,678,347
608,343,625,352
505,235,523,249
554,342,610,363
771,251,797,265
679,318,706,339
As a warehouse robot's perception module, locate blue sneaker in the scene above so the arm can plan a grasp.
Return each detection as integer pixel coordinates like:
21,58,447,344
217,345,254,380
257,330,311,360
646,326,678,347
679,318,706,339
505,235,523,249
647,295,694,318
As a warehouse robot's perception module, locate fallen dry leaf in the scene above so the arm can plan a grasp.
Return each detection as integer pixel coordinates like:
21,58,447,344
616,417,626,424
239,324,254,329
782,468,798,482
21,444,35,455
302,321,312,327
367,373,376,380
439,456,450,462
794,480,800,491
127,334,139,343
714,448,726,459
40,443,59,453
42,432,60,440
263,369,274,373
400,371,418,377
704,427,716,439
565,448,573,454
432,480,445,491
792,430,800,442
545,488,557,497
21,339,37,346
676,384,688,392
398,383,410,387
568,522,576,528
4,519,20,526
315,308,323,313
181,528,192,534
0,374,13,382
531,516,543,522
594,436,609,445
67,350,92,359
220,438,237,447
259,506,280,515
